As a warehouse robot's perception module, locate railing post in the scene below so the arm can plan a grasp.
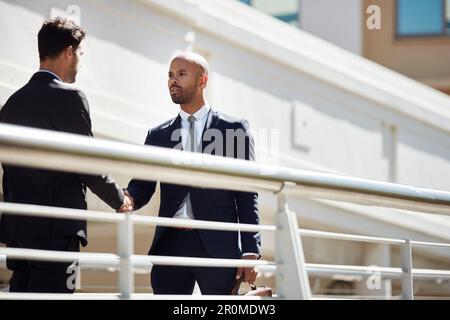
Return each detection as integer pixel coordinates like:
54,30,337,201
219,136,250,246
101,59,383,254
275,182,312,299
400,238,413,300
118,214,134,299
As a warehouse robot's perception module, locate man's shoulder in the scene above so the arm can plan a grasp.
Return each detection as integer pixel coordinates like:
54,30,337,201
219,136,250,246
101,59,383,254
148,116,178,136
213,110,250,129
143,116,179,146
49,80,85,99
47,81,89,113
18,76,87,105
152,116,177,131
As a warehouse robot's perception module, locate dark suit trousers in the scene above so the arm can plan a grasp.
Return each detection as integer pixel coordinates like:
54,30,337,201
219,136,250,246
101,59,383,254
150,228,237,295
6,236,80,293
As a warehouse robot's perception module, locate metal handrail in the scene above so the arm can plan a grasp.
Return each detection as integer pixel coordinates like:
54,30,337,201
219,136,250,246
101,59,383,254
0,123,450,299
300,228,450,249
0,202,275,232
0,247,274,268
0,124,449,215
0,292,269,300
299,229,406,245
3,249,450,281
3,202,449,249
306,264,403,279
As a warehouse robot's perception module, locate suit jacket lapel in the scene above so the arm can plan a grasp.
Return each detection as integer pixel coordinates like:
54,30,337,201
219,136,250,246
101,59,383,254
201,109,218,153
164,109,218,152
165,115,182,149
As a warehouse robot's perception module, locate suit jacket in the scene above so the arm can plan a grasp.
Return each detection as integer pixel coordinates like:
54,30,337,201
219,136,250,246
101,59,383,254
127,110,261,259
0,72,124,245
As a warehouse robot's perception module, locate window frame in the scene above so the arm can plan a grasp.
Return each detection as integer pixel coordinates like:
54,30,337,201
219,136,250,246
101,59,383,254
239,0,300,26
395,0,449,38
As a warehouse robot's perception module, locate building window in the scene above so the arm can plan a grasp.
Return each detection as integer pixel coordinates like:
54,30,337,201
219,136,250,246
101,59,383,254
396,0,450,36
447,0,450,33
239,0,299,26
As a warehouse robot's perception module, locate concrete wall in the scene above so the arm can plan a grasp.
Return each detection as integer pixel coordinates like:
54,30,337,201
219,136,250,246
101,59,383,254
300,0,363,54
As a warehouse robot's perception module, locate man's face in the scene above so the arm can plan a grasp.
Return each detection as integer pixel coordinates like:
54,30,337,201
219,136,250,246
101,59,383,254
67,44,83,83
168,58,204,104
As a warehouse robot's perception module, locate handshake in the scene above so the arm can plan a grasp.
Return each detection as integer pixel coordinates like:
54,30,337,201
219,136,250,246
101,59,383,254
117,189,135,214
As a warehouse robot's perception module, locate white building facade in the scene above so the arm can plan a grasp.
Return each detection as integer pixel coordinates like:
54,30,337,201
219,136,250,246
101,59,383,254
0,0,450,296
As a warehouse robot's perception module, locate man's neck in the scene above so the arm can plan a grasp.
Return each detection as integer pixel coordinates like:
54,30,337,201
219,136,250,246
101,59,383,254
39,62,65,82
180,98,206,115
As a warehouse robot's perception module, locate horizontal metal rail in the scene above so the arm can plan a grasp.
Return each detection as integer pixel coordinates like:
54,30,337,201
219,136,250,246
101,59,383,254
0,292,270,300
1,202,450,289
0,202,275,233
5,252,279,273
2,202,449,250
308,264,450,280
300,229,450,249
412,268,450,279
0,248,274,269
312,295,402,300
2,249,449,282
306,263,403,279
13,292,447,300
299,229,406,245
0,124,449,215
410,241,450,248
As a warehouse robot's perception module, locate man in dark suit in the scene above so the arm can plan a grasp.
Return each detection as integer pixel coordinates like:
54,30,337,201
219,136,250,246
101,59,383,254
0,17,133,293
123,52,261,295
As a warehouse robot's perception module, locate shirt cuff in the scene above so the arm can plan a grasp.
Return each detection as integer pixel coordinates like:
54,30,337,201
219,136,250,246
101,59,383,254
242,252,259,258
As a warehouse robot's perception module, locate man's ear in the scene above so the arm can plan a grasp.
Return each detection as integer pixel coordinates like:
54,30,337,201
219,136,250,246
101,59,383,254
200,74,208,88
64,45,74,61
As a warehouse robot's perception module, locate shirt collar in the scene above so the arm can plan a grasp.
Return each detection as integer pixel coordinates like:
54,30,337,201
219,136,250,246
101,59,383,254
37,69,62,81
179,102,211,121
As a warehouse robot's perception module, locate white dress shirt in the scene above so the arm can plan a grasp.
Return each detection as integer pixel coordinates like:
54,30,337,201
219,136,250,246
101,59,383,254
179,103,211,152
172,103,211,220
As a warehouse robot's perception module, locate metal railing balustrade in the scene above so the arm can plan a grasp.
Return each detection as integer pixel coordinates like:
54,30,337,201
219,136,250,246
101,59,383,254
0,123,449,300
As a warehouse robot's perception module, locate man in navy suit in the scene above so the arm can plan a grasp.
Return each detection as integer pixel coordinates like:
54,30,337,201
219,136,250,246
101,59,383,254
123,52,261,295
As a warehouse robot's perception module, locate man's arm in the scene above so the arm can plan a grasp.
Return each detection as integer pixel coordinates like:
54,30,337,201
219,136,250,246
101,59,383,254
234,119,261,284
234,119,261,256
52,90,126,210
125,130,157,211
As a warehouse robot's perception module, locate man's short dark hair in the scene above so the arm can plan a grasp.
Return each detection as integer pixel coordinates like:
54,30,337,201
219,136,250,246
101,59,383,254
38,17,86,61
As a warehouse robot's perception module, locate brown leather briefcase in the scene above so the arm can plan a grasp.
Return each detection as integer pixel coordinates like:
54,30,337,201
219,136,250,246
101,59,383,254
231,277,273,297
